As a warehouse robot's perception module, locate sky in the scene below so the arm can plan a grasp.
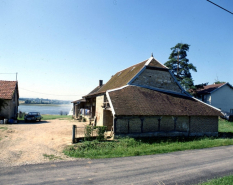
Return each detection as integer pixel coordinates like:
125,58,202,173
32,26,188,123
0,0,232,101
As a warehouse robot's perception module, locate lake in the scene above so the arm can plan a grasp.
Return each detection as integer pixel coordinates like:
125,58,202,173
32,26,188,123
18,104,73,115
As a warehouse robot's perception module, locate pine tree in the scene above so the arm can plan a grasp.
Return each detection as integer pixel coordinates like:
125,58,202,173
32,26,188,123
164,43,197,90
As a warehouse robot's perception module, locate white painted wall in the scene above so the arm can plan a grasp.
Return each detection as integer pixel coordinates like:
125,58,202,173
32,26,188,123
211,85,233,113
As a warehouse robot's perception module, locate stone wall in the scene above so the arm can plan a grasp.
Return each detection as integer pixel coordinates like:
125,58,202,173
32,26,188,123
114,115,218,137
131,69,182,93
103,110,113,131
190,116,218,136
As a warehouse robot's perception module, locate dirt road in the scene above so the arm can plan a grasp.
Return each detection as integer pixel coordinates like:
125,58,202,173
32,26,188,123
0,119,86,167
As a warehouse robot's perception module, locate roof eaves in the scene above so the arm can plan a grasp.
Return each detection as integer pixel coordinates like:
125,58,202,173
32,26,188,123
192,97,223,115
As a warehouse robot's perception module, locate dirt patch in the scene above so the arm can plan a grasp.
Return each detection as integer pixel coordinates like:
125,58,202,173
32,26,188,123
0,119,87,167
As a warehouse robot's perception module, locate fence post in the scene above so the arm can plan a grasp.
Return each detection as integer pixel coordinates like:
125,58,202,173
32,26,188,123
72,125,76,143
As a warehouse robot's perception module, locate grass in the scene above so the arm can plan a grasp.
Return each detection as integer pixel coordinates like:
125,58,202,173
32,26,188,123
41,115,72,120
63,136,233,159
0,127,8,131
63,119,233,159
18,114,72,121
43,154,63,160
198,174,233,184
218,119,233,133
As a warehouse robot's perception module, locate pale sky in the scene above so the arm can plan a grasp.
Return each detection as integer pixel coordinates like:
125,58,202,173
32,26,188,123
0,0,232,100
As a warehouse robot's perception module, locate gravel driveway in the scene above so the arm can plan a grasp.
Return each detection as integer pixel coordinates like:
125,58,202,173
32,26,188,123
0,119,86,167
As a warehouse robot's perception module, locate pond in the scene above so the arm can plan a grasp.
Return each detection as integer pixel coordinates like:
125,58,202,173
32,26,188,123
18,104,73,115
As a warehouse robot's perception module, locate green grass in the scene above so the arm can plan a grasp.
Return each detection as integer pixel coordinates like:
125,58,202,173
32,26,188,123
63,136,233,159
18,114,72,121
41,115,72,120
0,127,7,131
198,174,233,184
218,119,233,133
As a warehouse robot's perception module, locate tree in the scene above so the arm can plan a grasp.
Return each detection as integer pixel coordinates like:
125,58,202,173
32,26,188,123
164,43,197,90
0,99,8,113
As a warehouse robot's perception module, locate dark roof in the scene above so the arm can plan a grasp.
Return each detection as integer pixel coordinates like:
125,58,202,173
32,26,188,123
71,98,86,103
88,85,104,95
86,58,167,96
108,85,221,116
196,83,226,95
0,81,17,100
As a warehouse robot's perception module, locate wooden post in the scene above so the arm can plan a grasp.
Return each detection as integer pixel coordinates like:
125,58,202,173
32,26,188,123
72,125,76,143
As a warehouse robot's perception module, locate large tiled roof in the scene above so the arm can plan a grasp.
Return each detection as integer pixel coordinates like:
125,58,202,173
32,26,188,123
88,85,104,95
0,81,17,100
196,83,226,95
108,85,221,116
96,57,167,93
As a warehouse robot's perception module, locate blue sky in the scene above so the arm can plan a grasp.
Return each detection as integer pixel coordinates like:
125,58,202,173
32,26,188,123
0,0,232,100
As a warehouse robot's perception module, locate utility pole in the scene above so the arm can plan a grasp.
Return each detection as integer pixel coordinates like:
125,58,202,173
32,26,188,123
16,73,18,81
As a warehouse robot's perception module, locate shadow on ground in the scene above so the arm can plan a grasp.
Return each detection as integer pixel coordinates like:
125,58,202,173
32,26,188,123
15,120,49,124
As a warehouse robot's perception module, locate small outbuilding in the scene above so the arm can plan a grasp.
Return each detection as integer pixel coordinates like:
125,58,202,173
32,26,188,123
0,80,19,120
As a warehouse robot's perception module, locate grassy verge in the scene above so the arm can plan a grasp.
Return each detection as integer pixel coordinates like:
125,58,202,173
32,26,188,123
63,136,233,159
63,119,233,159
198,174,233,184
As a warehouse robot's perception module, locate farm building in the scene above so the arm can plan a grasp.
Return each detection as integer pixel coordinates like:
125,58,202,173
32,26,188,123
79,56,222,138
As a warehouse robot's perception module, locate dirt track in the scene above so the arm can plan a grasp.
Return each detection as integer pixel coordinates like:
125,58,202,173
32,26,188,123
0,119,86,167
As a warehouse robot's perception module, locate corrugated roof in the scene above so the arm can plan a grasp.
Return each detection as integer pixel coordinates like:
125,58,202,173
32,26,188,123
0,81,17,100
196,83,226,95
108,85,221,116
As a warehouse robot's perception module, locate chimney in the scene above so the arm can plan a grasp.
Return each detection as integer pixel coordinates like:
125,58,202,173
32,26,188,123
99,80,103,87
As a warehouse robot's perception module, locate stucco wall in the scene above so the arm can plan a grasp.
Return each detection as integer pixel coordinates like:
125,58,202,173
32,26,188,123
131,69,182,93
210,85,233,113
96,95,104,126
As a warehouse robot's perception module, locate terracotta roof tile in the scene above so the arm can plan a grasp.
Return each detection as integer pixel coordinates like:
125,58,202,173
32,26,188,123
0,81,17,100
108,86,221,116
196,83,226,94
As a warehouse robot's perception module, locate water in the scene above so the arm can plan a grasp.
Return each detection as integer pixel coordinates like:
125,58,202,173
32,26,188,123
18,104,72,115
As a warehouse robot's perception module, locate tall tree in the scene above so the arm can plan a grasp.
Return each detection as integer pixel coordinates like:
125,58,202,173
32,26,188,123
164,43,197,90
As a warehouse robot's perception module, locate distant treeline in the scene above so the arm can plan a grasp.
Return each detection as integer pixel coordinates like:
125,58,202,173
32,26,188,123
19,98,70,104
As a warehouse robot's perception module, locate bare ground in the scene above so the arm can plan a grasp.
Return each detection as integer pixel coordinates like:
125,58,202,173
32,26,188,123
0,119,87,167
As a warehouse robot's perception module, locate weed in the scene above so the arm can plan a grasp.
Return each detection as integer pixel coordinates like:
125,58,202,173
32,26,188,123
43,154,62,160
0,127,7,131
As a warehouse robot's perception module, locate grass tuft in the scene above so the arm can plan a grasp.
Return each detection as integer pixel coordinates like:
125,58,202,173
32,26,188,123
0,127,7,131
43,154,63,160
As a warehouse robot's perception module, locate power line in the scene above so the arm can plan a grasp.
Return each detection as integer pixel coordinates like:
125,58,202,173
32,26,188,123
19,87,85,97
207,0,233,15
